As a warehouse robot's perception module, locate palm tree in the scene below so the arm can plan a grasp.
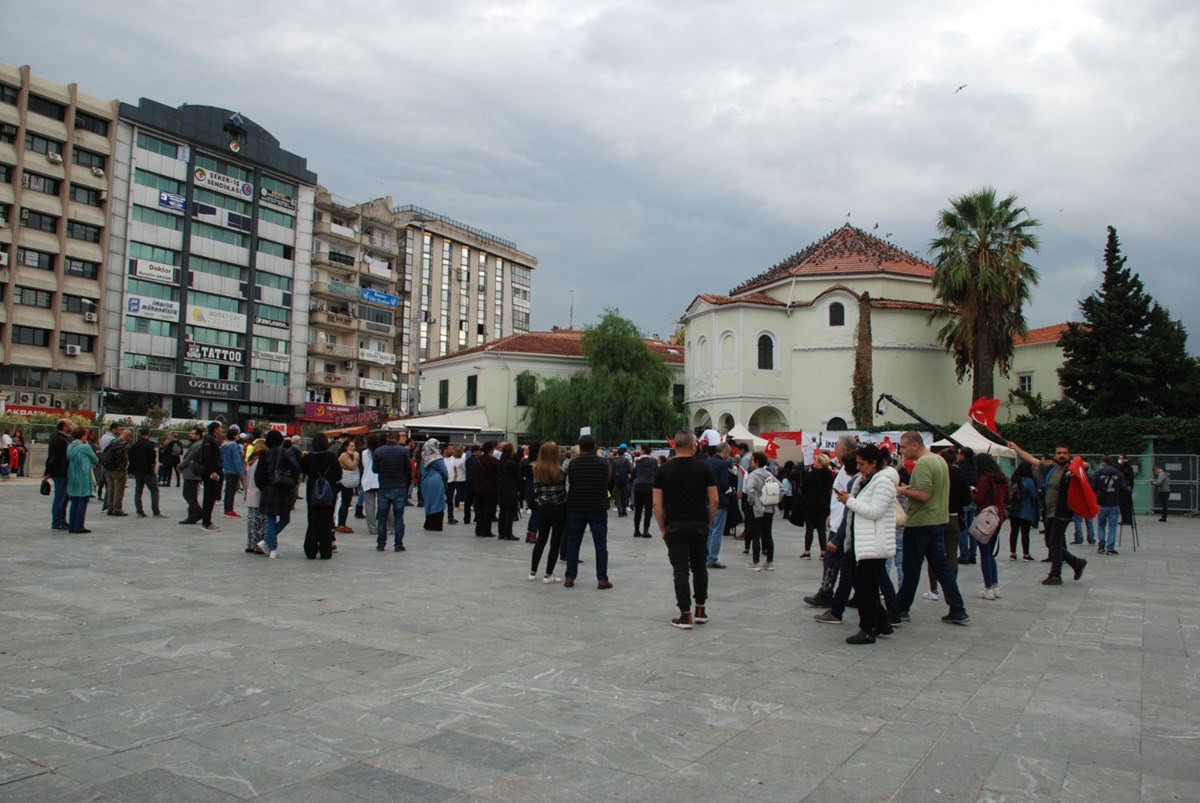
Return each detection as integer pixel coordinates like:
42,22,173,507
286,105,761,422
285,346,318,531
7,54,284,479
929,187,1041,399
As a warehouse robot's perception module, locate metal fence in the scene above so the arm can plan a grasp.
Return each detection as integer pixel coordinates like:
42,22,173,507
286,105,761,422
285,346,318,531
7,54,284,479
1152,454,1199,516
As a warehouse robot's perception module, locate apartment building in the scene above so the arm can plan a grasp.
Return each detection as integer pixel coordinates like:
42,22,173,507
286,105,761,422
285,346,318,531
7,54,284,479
102,98,317,425
0,63,117,411
308,189,400,410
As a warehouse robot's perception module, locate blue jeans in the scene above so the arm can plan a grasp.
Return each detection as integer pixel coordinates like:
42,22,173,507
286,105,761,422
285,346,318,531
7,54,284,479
377,486,408,548
526,500,540,535
1096,506,1119,550
959,504,977,560
51,476,68,529
68,495,89,532
706,507,728,565
565,509,609,581
899,524,966,617
264,510,290,551
1072,515,1095,544
980,540,998,588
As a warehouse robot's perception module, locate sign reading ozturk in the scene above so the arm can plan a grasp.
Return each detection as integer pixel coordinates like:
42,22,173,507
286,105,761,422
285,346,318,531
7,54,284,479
185,343,244,365
193,167,253,199
175,375,248,400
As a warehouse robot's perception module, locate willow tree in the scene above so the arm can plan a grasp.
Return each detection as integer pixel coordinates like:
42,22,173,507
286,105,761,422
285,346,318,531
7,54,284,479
930,187,1041,399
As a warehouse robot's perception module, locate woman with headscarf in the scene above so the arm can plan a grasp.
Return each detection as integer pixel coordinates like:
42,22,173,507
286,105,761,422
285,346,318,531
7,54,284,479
253,429,300,559
66,426,98,533
420,438,449,531
244,438,268,554
496,442,521,541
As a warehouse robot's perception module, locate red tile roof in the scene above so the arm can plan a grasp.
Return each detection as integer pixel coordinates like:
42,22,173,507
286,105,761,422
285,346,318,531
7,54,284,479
423,330,685,365
868,298,945,313
732,224,935,295
695,292,787,308
1015,323,1071,346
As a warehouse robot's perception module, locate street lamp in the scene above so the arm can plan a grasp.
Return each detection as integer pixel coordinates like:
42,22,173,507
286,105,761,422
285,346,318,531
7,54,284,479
406,217,428,416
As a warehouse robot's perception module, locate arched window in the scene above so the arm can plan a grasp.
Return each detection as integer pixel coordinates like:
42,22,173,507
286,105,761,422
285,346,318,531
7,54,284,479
826,416,848,431
829,302,845,327
719,332,736,370
757,334,774,370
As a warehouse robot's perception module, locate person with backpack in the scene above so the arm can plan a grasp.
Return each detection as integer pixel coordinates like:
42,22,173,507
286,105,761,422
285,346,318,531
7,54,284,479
1091,456,1126,555
178,427,204,524
101,429,133,517
1007,462,1039,561
970,454,1009,600
743,452,780,571
254,429,301,559
96,422,120,506
299,432,342,559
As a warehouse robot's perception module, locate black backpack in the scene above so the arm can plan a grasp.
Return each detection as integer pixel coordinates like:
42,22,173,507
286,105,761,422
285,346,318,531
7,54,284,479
1006,477,1026,515
101,441,122,470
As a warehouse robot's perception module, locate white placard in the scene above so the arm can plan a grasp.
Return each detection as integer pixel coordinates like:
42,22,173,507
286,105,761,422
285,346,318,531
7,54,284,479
193,166,254,199
580,426,592,436
133,258,177,285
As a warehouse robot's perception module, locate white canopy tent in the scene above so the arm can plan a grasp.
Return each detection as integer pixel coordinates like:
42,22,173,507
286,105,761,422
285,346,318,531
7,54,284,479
932,422,1016,459
382,409,503,440
726,424,770,449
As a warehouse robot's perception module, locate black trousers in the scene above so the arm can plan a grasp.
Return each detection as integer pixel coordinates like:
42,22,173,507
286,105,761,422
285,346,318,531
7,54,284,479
752,513,774,564
612,482,629,514
223,473,241,513
133,473,160,515
854,557,886,634
337,486,354,526
305,504,335,559
498,504,516,538
1048,517,1084,578
1009,518,1032,555
201,477,221,525
632,485,653,533
474,492,496,535
182,479,201,522
1157,491,1170,520
665,522,708,612
462,484,475,523
804,513,828,553
532,502,567,575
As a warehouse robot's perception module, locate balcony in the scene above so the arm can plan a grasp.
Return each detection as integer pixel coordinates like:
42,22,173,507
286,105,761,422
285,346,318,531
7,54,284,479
311,341,356,360
363,233,397,253
307,371,355,389
312,250,357,279
309,309,357,332
359,377,396,393
359,318,394,338
314,219,359,245
311,280,361,302
315,189,358,212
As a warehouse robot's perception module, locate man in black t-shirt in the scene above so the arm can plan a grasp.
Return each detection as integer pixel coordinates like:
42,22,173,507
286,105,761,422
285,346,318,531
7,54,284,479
653,430,718,630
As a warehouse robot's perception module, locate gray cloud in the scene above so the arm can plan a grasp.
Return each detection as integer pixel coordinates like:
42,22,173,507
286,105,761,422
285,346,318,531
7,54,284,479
7,0,1197,348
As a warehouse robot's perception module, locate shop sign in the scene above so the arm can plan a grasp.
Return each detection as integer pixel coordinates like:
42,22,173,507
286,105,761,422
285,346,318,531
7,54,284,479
358,377,395,393
1,405,95,420
127,295,180,322
176,374,248,400
188,305,247,331
362,320,391,334
253,315,289,330
358,348,396,366
193,167,254,198
303,401,357,422
158,192,186,212
361,288,399,307
131,258,177,285
253,349,290,364
185,343,245,365
260,186,297,211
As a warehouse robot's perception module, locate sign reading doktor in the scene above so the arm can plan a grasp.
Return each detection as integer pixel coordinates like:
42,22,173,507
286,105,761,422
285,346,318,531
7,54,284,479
175,374,248,401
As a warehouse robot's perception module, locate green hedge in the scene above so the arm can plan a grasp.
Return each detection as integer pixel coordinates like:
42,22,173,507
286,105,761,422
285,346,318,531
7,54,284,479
1000,416,1200,455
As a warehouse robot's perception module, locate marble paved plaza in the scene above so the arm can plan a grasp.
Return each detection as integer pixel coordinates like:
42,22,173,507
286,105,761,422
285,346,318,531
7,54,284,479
0,479,1197,802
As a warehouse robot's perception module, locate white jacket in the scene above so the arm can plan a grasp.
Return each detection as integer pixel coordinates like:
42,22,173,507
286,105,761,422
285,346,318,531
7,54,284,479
744,467,778,518
844,466,899,561
360,448,379,492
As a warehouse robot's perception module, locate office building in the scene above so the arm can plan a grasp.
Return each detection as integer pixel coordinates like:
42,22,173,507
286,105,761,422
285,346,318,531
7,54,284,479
0,63,116,411
102,98,317,425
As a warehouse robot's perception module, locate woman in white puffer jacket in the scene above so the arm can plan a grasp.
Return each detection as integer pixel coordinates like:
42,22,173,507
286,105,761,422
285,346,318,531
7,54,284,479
837,444,898,645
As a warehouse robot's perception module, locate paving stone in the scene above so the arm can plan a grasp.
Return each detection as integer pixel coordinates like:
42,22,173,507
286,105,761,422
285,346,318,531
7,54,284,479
314,762,459,801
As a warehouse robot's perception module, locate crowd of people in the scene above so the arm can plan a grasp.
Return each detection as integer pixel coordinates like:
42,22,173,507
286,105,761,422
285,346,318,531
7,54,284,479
32,416,1172,636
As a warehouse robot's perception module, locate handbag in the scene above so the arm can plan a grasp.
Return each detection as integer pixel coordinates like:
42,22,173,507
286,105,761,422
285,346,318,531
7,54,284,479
40,478,52,496
340,467,361,489
269,452,297,490
894,500,907,528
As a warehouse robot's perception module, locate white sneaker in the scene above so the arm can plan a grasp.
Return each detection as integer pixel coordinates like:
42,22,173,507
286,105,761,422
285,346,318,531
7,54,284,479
748,564,763,572
528,572,538,581
977,588,989,599
922,590,940,600
986,588,997,600
268,550,280,559
764,563,775,571
991,587,1001,599
256,540,269,554
543,575,560,584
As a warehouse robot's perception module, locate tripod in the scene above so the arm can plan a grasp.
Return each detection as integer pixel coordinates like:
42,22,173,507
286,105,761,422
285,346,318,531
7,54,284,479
1119,505,1140,552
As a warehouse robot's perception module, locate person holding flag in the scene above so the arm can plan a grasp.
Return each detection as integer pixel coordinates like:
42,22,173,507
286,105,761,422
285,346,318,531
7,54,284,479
1007,440,1091,585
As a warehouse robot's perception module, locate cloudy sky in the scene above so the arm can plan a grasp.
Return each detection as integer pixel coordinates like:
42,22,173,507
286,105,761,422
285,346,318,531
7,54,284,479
8,0,1198,346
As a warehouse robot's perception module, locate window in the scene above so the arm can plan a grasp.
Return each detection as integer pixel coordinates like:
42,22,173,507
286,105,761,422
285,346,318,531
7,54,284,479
515,373,536,407
66,220,102,243
184,361,243,381
24,133,63,156
251,369,287,386
829,302,845,327
192,187,249,215
131,205,182,231
513,309,530,332
129,242,180,266
719,332,736,370
124,352,175,372
64,257,99,279
134,169,183,195
189,255,246,282
254,304,290,326
27,94,66,121
62,295,96,314
0,163,10,183
258,206,294,228
192,220,247,248
186,325,244,349
69,184,103,206
757,334,774,370
252,336,288,354
187,291,245,314
14,286,52,308
0,83,16,105
126,278,179,301
513,266,531,302
438,379,449,409
11,326,51,347
17,247,54,271
71,148,106,171
466,374,477,406
21,171,60,195
195,153,250,182
136,131,181,159
0,202,7,225
21,210,58,234
46,371,80,391
258,239,293,260
1018,374,1032,394
59,332,94,352
256,271,292,292
0,127,13,146
125,317,176,337
358,306,393,327
74,111,110,136
672,384,685,411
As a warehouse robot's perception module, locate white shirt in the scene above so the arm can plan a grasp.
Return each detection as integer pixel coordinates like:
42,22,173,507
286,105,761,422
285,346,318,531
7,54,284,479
360,448,379,492
829,467,853,532
0,433,11,449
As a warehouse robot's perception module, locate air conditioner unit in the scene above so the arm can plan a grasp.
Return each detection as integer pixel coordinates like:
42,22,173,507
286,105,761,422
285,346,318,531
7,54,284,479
98,190,108,203
52,398,65,408
84,311,98,322
0,124,16,136
16,391,35,405
342,361,354,369
0,251,8,266
65,344,82,356
91,166,105,178
184,333,193,341
47,152,63,165
35,393,53,407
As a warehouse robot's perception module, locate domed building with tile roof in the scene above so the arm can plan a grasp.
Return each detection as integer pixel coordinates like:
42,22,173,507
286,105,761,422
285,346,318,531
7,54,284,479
683,224,997,435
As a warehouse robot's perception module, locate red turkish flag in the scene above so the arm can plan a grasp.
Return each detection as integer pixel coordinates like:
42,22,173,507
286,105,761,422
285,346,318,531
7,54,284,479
764,439,779,460
667,438,676,449
968,397,1001,434
1067,457,1100,519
